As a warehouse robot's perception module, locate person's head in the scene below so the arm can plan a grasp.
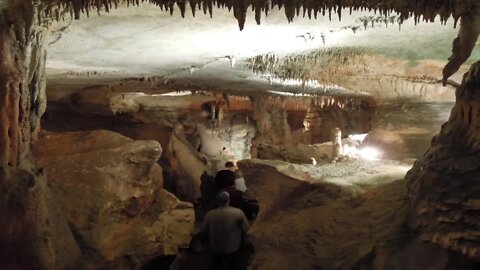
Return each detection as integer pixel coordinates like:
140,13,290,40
215,191,230,207
225,161,236,171
215,169,236,188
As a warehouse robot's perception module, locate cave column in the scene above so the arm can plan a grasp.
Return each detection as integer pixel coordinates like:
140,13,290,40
0,1,83,268
406,61,480,259
0,0,47,170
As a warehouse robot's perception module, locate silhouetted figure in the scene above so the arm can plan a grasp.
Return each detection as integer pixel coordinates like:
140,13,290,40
215,169,258,221
201,192,249,270
198,171,216,220
215,169,235,190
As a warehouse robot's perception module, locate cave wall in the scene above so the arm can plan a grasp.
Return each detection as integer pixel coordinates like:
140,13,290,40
0,1,83,269
406,62,480,260
0,0,46,169
33,130,195,269
2,0,480,268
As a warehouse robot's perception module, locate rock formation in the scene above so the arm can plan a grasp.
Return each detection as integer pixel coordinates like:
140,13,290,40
1,1,83,269
0,166,84,269
406,62,480,260
40,0,478,31
239,159,411,270
33,130,195,268
1,0,480,268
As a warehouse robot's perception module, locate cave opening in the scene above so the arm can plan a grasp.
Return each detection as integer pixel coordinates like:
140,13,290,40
1,1,480,270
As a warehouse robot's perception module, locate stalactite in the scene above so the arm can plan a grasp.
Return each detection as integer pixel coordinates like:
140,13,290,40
208,0,212,18
202,0,207,15
189,0,196,16
443,4,480,85
32,0,468,29
168,0,174,15
254,0,262,25
39,0,479,31
177,0,186,18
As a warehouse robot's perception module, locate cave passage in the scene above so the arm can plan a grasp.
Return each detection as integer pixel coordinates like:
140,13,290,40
1,1,480,270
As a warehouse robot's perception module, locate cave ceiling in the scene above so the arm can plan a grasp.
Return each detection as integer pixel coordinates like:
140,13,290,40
46,2,480,99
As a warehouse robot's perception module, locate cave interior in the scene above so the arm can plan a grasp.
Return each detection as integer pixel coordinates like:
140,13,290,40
1,0,480,269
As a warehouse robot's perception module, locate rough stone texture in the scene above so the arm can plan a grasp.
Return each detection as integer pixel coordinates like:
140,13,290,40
33,130,195,268
40,0,478,31
0,0,47,167
304,96,377,144
0,1,83,269
406,61,480,260
443,5,480,84
239,159,480,269
363,102,454,160
167,131,206,201
0,166,85,270
238,159,411,270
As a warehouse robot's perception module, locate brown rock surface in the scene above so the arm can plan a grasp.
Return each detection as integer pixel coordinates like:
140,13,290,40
406,61,480,260
1,2,83,268
33,130,194,268
0,166,85,270
239,159,411,270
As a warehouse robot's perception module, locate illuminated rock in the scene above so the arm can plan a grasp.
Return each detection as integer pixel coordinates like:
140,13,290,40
34,130,194,268
239,159,412,269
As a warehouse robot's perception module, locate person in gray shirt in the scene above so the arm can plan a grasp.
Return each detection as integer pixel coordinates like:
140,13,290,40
201,191,250,270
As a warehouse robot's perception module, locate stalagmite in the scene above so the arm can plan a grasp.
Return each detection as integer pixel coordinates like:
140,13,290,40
218,106,224,123
211,103,216,120
331,127,343,162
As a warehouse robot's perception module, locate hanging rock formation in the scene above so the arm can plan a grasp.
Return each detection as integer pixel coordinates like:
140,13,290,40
301,96,375,144
40,0,478,31
443,4,480,85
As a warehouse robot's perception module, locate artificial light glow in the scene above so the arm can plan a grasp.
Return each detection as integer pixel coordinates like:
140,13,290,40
348,133,368,143
342,144,358,157
359,147,380,160
343,144,381,161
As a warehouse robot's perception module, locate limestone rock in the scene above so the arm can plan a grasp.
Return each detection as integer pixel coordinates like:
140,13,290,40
0,166,85,270
34,130,194,268
406,62,480,260
239,159,410,270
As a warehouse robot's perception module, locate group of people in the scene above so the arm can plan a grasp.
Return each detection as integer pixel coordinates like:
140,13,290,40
198,162,259,270
199,162,258,221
